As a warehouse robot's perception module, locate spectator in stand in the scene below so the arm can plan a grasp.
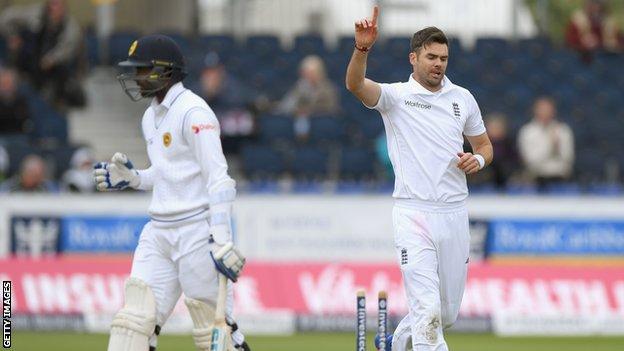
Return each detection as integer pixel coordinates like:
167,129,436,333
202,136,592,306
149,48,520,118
565,0,623,63
61,146,95,192
0,154,57,192
482,113,518,189
0,0,85,108
518,97,574,190
277,55,339,139
0,66,32,136
193,51,257,155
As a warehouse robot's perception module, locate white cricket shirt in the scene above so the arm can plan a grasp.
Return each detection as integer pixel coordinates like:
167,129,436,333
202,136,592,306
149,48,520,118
368,75,486,203
137,82,235,224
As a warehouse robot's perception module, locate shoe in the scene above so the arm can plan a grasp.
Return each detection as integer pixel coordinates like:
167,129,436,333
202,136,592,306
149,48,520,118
374,334,393,351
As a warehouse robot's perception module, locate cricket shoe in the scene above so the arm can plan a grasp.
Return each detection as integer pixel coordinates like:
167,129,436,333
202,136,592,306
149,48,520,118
374,334,393,351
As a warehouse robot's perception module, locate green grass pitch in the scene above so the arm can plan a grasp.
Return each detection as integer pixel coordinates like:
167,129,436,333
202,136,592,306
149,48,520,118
10,331,624,351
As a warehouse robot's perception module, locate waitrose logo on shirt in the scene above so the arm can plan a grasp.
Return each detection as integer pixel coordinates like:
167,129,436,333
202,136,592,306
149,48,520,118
404,100,431,109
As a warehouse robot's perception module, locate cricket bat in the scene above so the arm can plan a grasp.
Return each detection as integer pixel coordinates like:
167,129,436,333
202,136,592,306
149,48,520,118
210,273,231,351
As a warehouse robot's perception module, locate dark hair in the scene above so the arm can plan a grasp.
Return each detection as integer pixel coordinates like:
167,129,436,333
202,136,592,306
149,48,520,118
410,27,448,53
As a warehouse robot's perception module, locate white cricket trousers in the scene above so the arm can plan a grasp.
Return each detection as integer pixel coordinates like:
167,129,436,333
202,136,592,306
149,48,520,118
391,200,470,351
130,219,230,327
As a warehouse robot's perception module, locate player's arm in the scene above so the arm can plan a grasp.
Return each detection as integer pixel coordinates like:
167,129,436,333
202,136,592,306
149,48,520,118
345,5,382,108
183,108,244,281
458,133,493,175
183,107,236,241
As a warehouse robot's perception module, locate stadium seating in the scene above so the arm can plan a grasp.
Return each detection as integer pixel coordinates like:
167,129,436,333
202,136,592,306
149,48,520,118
241,143,286,180
293,34,326,56
290,146,330,180
307,116,346,145
339,146,377,181
258,114,296,144
12,30,623,191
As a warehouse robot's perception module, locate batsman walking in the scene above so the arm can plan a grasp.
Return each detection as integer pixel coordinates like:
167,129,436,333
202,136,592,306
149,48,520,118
346,6,493,351
94,34,249,351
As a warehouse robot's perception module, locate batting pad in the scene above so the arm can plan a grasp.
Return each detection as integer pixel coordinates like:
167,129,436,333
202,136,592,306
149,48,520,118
185,298,218,350
107,277,157,351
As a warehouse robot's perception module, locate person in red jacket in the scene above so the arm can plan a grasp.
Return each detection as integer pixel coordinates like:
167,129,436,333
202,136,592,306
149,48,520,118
565,0,623,62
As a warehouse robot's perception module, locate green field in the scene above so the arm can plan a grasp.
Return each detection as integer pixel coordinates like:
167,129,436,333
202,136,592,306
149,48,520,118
10,332,624,351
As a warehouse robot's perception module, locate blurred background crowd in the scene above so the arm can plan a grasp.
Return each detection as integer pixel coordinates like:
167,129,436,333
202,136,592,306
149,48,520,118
0,0,623,195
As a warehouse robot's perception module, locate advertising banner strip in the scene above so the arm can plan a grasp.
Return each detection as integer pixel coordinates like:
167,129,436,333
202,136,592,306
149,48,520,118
488,219,624,255
2,257,624,318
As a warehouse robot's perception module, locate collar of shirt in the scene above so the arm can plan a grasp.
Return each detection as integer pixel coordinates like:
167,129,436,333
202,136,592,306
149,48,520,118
150,82,186,114
407,74,455,96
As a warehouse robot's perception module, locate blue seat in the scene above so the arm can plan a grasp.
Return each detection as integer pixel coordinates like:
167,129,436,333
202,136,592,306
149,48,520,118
18,86,67,143
241,144,285,179
512,37,552,61
448,37,463,56
324,52,349,82
244,180,280,193
336,35,357,55
293,34,326,55
292,180,324,193
340,146,376,180
593,88,621,110
342,94,371,120
5,140,37,177
108,31,140,65
356,116,384,140
196,35,236,59
474,37,509,61
308,116,346,144
245,35,281,59
336,180,369,193
258,114,295,143
39,144,82,179
505,183,538,195
544,183,581,195
575,148,606,183
503,84,534,111
384,36,410,60
290,146,329,179
587,183,623,196
249,67,279,97
84,29,99,67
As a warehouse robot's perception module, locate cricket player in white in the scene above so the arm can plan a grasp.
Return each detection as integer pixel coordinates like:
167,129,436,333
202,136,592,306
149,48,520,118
346,7,493,351
93,34,250,351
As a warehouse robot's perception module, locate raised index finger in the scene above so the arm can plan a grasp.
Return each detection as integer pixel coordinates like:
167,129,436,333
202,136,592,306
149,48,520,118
372,5,379,25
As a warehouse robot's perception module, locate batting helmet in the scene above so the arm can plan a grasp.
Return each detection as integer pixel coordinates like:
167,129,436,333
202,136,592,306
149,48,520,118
117,34,187,101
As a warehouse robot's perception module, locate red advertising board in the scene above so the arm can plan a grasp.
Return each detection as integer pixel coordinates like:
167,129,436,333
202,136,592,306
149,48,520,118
2,256,624,319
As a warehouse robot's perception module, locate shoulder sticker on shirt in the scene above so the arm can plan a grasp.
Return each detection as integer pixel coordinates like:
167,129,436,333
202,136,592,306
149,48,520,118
191,123,217,134
452,102,461,119
163,132,172,147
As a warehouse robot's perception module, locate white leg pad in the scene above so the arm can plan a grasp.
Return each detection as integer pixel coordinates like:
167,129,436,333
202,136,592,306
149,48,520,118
107,277,157,351
185,298,216,351
185,298,238,351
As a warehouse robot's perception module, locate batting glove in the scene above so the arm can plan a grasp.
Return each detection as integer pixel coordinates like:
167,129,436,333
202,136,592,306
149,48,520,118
210,242,246,282
93,152,140,191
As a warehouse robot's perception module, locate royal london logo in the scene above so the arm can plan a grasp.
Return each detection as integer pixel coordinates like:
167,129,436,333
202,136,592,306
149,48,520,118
405,100,431,109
